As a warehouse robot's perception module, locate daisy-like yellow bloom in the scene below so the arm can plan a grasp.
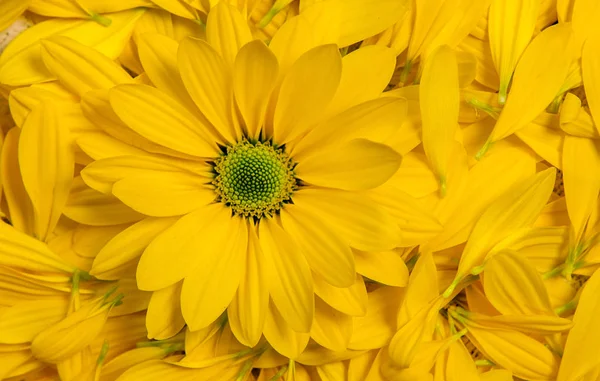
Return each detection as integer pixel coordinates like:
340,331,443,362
43,1,412,356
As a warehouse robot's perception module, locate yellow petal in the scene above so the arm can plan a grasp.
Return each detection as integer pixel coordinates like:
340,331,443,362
263,300,310,359
0,0,30,32
420,45,459,194
0,9,143,86
181,216,247,330
146,281,185,340
483,250,554,315
0,222,74,273
325,45,397,117
479,370,514,381
101,347,167,381
296,139,401,191
268,15,318,75
136,204,229,291
280,205,355,287
0,128,35,235
488,0,539,103
559,93,599,139
0,298,69,344
109,84,218,157
445,168,555,295
273,44,341,144
64,176,144,226
117,359,240,381
348,286,402,350
446,340,479,381
148,0,198,19
136,33,200,116
515,120,565,169
557,270,600,381
300,0,410,48
206,2,252,67
292,188,400,251
354,249,409,287
91,217,176,280
314,274,367,317
178,37,238,143
259,218,314,333
463,312,573,334
484,24,573,146
233,40,278,139
465,325,559,380
583,30,600,134
18,102,73,241
563,136,600,242
227,227,269,347
311,297,353,352
40,36,132,96
398,252,438,324
112,172,214,217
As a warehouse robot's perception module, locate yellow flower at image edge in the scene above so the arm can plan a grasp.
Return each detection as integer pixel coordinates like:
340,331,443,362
66,3,406,357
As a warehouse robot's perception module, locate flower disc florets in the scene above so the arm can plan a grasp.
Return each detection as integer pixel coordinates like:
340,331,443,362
212,140,296,219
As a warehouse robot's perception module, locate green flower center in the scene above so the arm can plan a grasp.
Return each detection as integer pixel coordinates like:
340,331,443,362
212,140,296,219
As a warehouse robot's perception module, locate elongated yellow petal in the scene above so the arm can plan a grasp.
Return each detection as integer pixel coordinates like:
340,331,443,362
560,93,599,138
149,0,198,19
281,206,355,287
181,216,247,330
0,222,75,273
583,31,600,133
398,252,438,324
488,0,538,103
227,226,269,347
117,359,240,381
563,136,600,242
479,370,514,381
233,40,278,139
571,0,600,46
482,24,572,149
464,312,573,334
465,325,559,380
146,281,185,340
259,218,314,333
557,270,600,381
314,274,367,317
296,139,401,191
0,0,30,32
354,249,409,287
273,44,341,144
263,301,310,359
0,298,69,344
64,177,144,226
420,45,459,194
311,297,353,351
0,9,143,86
446,339,479,381
109,84,218,157
206,2,252,67
40,36,132,96
268,15,318,75
1,128,35,235
445,168,555,296
178,37,238,143
18,102,73,241
112,172,214,217
101,347,167,381
483,250,554,315
300,0,409,48
325,45,397,117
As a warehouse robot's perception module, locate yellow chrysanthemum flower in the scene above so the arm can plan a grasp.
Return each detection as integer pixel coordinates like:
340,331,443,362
33,1,425,357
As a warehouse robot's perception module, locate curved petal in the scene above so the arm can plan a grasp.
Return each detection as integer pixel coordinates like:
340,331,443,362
263,300,310,359
178,37,238,143
280,206,355,287
227,226,269,347
206,2,252,67
310,296,353,352
112,172,214,217
354,249,409,287
259,218,314,333
136,203,231,291
181,215,247,330
273,45,342,144
291,188,400,251
233,40,279,139
109,84,218,157
18,102,73,241
295,139,401,191
146,281,185,340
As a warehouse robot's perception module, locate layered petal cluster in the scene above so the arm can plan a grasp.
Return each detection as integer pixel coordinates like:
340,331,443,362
1,0,600,380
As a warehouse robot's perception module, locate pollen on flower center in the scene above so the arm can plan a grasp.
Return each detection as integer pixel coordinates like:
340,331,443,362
212,140,296,219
